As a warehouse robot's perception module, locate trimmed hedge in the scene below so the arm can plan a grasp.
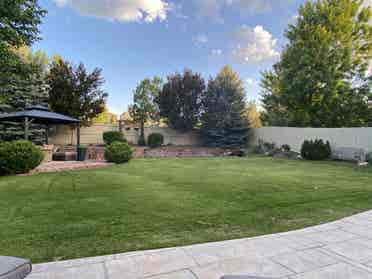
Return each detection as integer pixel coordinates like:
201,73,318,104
301,139,331,161
103,131,126,145
147,133,164,148
105,142,132,164
0,140,44,175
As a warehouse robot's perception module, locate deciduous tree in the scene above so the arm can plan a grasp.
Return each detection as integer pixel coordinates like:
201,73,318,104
0,0,46,75
47,58,108,126
246,101,262,128
156,70,205,131
129,77,162,145
261,0,372,127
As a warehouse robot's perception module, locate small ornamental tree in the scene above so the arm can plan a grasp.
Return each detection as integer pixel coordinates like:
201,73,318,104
156,70,205,131
129,77,162,145
201,66,250,147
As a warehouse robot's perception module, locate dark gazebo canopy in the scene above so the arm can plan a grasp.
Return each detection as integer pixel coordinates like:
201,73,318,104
0,105,80,147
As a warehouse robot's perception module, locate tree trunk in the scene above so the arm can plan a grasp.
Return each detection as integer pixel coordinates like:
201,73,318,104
140,119,145,139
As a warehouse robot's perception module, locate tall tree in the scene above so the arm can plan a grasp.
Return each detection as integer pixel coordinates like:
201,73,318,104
129,77,162,145
261,0,372,127
0,64,49,143
0,0,46,75
200,66,250,147
246,101,262,128
156,70,205,131
47,58,108,126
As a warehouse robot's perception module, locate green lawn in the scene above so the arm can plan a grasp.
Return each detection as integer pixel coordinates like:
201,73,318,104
1,157,372,263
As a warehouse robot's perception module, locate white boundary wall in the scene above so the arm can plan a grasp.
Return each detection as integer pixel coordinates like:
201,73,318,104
252,127,372,153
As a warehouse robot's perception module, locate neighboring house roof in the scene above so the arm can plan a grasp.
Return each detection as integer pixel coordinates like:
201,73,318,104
0,106,80,125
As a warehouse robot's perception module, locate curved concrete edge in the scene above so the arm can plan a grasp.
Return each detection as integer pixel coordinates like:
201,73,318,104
29,210,372,279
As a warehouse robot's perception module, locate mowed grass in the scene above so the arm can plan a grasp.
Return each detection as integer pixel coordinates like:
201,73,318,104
1,157,372,263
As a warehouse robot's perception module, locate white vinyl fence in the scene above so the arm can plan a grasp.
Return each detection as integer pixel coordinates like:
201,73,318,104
252,127,372,153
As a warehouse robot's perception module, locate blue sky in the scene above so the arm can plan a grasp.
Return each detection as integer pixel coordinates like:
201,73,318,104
35,0,306,115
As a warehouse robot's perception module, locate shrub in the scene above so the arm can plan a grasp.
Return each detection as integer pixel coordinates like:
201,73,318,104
138,135,146,146
147,133,164,148
367,152,372,164
301,139,331,160
254,140,277,154
103,131,126,145
281,144,291,152
105,142,133,164
0,140,44,175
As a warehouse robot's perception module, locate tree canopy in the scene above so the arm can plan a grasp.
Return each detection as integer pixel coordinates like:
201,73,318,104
92,106,118,124
0,52,49,143
156,70,205,131
201,66,250,147
129,77,162,144
47,58,108,126
0,0,46,75
261,0,372,127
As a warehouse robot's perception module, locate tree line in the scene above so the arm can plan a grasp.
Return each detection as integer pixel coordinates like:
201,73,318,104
129,67,252,147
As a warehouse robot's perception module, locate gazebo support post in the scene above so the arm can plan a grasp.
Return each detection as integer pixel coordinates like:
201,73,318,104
45,125,49,145
24,117,29,140
76,123,81,154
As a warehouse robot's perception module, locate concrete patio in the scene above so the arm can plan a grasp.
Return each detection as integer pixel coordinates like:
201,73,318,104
28,210,372,279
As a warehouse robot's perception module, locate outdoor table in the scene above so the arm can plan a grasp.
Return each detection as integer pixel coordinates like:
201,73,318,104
0,256,32,279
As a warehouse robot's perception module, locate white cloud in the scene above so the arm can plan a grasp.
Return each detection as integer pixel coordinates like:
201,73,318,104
232,25,280,64
193,34,209,45
53,0,170,23
211,49,223,56
193,0,289,20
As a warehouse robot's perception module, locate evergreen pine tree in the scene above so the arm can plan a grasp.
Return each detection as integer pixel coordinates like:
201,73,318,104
0,69,49,143
201,66,250,147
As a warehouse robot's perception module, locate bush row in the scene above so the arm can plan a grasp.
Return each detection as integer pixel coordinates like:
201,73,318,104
103,131,164,148
255,139,333,161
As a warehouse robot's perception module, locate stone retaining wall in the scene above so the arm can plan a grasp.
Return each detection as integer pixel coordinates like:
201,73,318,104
141,146,226,158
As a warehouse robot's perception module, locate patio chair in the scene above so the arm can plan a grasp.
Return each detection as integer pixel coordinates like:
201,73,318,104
0,256,32,279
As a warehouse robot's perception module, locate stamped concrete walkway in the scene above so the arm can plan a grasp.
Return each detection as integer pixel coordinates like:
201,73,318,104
29,210,372,279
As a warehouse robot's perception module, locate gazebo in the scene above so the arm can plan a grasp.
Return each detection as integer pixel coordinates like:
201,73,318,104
0,105,81,151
